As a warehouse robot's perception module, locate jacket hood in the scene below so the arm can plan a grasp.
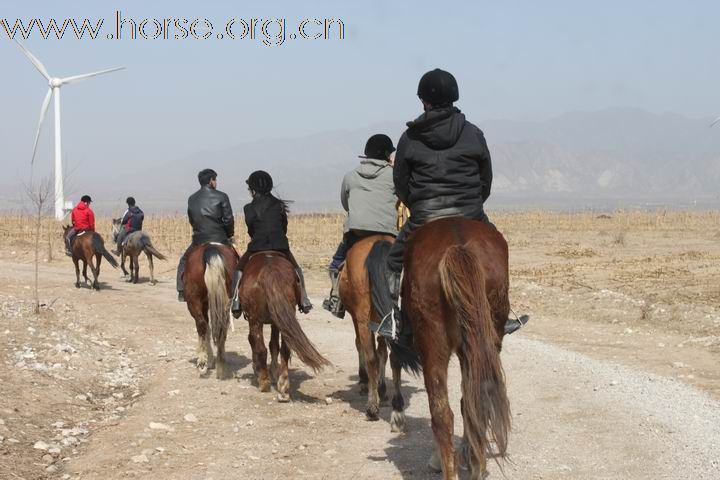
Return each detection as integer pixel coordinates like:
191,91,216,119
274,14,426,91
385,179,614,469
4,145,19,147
356,159,390,179
406,107,466,150
75,202,88,210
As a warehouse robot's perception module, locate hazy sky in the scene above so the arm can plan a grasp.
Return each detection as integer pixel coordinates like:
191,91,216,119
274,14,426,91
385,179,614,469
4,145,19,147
2,0,719,189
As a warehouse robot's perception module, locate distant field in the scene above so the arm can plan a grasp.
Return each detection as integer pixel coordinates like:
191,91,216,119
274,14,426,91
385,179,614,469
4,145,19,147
1,210,719,338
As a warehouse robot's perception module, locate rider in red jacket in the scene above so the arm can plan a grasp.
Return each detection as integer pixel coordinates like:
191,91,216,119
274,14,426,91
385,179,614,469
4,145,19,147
65,195,95,256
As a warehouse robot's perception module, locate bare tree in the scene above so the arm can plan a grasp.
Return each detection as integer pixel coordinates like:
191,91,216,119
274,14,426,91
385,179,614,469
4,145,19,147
24,179,52,315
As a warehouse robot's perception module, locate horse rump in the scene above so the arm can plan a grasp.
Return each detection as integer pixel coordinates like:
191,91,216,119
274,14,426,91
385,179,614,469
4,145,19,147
365,240,421,375
263,262,329,373
92,234,118,268
203,247,230,349
141,234,166,260
439,244,510,467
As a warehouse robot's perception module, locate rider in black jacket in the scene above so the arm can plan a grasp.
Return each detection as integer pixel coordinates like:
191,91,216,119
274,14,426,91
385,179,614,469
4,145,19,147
230,170,312,317
375,69,523,344
176,168,235,301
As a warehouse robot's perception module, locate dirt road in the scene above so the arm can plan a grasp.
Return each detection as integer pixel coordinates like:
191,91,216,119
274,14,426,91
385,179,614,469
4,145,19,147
1,257,718,479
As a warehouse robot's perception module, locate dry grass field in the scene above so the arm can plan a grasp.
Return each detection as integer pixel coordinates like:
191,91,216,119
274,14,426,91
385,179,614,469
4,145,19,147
2,209,718,345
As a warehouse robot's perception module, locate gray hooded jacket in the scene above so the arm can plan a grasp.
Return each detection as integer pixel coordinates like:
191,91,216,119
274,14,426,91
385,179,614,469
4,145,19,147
341,159,397,235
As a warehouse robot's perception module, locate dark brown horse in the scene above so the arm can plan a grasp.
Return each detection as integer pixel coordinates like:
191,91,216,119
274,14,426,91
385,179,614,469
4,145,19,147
62,226,118,290
389,218,511,480
239,251,329,402
338,234,406,430
183,243,238,379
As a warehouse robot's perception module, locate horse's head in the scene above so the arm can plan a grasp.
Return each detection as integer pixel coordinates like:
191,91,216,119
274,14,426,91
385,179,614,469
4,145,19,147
111,218,121,242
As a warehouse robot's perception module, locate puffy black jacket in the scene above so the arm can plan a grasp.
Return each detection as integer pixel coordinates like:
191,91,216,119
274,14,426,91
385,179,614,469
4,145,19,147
393,107,492,221
243,194,290,252
121,206,144,233
187,186,235,244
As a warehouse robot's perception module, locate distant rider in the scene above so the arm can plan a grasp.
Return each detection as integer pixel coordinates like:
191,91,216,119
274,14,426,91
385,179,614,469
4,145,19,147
176,169,235,302
113,196,144,255
65,195,95,256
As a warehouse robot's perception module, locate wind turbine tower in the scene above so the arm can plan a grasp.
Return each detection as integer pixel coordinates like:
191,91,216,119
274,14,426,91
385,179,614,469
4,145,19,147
16,41,124,220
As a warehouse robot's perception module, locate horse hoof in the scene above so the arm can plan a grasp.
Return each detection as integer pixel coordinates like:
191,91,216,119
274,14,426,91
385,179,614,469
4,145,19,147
277,393,291,403
75,283,80,289
390,410,406,433
365,405,380,421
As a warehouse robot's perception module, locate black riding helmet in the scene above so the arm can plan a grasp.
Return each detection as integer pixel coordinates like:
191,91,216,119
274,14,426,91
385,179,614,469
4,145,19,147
361,134,396,161
246,170,273,194
417,68,459,106
81,195,92,203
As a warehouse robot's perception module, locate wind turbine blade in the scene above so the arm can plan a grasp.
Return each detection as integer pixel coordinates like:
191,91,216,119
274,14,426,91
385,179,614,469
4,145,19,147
711,116,720,127
14,40,50,80
60,67,125,85
31,88,53,165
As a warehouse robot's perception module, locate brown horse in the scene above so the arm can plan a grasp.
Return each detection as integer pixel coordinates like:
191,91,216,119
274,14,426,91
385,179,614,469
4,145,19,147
239,251,329,402
111,219,166,284
183,243,238,379
387,218,511,480
62,226,118,290
338,234,406,430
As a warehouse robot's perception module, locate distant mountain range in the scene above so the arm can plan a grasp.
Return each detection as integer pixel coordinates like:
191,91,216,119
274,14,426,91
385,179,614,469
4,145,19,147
3,108,720,214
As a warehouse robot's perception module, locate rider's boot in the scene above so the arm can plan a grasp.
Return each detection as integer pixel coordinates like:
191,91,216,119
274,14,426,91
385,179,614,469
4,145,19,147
322,269,345,318
64,236,73,257
295,267,313,314
372,270,412,348
231,270,243,319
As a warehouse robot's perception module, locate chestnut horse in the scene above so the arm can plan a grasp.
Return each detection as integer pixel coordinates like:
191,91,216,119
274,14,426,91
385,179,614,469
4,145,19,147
62,226,118,290
239,251,329,402
338,234,406,430
377,218,511,480
183,243,238,379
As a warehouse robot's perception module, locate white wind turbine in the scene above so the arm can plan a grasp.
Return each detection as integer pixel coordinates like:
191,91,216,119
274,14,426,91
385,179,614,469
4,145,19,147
16,40,124,220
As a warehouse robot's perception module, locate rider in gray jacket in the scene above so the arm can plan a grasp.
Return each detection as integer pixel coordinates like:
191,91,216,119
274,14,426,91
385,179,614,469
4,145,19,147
323,134,398,316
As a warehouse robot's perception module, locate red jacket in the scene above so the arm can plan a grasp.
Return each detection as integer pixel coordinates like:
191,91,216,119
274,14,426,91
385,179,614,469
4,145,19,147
71,202,95,230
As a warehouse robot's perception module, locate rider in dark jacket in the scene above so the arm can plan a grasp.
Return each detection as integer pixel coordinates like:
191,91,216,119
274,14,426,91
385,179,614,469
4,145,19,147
176,169,235,301
113,197,144,255
230,170,312,317
376,69,521,343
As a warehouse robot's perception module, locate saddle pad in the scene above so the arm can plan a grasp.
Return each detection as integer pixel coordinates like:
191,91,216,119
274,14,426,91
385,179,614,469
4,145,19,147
77,231,87,237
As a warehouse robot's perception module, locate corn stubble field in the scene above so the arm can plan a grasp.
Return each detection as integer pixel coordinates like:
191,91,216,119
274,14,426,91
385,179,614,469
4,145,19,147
2,209,719,340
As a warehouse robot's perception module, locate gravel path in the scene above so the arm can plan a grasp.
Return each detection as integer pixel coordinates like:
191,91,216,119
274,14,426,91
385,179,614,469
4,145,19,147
1,259,718,479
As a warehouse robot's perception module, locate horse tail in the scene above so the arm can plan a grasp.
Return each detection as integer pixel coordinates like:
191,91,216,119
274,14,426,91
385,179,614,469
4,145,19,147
92,234,118,268
439,244,510,466
365,240,422,375
264,261,330,373
203,247,230,350
141,234,167,260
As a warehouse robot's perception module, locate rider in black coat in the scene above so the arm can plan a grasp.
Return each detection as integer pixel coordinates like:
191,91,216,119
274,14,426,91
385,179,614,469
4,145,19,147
176,169,235,301
230,171,312,317
376,69,524,344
